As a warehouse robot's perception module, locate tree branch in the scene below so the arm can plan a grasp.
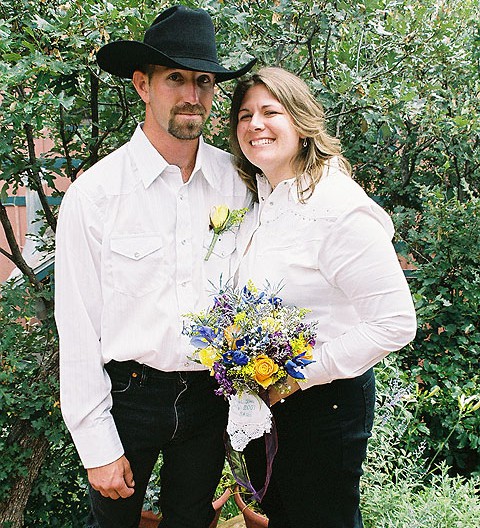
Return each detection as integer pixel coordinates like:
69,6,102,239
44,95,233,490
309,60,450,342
59,106,75,181
0,200,41,289
90,70,100,166
23,122,58,233
71,73,130,178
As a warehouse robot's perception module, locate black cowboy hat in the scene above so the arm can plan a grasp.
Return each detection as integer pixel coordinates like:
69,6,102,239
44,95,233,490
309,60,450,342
97,5,256,82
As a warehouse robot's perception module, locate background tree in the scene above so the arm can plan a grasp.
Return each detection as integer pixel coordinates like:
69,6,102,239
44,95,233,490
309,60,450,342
0,0,478,525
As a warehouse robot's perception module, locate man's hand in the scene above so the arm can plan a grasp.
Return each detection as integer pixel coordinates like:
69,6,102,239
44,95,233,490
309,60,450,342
87,455,135,499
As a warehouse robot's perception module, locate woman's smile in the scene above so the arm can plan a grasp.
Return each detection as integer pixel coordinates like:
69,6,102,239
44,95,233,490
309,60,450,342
237,84,301,185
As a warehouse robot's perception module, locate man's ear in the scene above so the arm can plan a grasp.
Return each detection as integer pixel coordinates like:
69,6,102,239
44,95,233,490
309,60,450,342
132,70,150,104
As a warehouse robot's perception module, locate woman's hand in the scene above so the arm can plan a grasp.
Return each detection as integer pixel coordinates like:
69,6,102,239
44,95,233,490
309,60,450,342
268,376,300,406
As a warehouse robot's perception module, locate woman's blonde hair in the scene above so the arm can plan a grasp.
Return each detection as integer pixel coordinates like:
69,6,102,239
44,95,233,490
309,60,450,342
229,67,351,202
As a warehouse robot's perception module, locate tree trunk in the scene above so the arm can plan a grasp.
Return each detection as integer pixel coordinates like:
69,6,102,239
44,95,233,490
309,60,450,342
0,433,50,527
0,349,58,527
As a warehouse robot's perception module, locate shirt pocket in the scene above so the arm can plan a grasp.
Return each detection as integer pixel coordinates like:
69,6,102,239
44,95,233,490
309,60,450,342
203,229,236,259
203,230,237,286
110,234,165,297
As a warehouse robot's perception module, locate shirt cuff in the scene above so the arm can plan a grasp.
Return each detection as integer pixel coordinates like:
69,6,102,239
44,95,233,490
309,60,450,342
70,420,124,469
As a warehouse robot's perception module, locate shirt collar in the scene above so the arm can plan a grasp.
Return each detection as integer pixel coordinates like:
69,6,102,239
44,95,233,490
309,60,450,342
189,136,216,188
129,124,212,189
256,173,299,203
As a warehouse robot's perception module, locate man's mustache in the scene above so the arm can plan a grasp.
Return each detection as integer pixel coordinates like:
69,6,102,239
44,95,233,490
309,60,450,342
173,103,206,116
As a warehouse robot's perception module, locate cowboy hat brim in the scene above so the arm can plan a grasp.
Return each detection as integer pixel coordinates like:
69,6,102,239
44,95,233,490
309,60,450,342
97,40,256,82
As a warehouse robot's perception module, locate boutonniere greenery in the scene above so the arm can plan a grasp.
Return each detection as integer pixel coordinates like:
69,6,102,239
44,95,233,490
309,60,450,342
205,205,247,261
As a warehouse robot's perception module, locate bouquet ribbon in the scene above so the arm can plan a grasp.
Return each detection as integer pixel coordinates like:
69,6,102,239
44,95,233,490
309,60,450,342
225,392,278,502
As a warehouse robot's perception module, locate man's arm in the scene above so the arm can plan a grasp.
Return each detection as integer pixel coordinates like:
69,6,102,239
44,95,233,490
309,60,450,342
55,186,125,472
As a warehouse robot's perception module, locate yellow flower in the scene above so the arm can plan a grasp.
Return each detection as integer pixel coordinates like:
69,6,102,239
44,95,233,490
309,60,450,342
290,334,314,358
246,279,258,293
234,311,247,324
253,354,279,389
198,346,219,368
205,205,247,260
261,316,282,332
224,324,241,350
209,205,230,232
302,344,314,360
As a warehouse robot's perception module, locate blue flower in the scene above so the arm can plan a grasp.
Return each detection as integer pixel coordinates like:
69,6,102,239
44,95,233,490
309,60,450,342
190,325,219,348
268,296,282,308
292,351,315,367
231,351,249,366
241,286,265,304
284,360,306,379
284,352,315,379
235,335,249,349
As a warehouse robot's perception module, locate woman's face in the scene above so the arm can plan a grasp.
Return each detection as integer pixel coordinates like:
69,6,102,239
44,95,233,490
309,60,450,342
236,84,302,184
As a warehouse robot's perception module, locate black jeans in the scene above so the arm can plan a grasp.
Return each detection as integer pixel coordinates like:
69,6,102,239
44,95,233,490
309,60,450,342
86,360,228,528
244,368,375,528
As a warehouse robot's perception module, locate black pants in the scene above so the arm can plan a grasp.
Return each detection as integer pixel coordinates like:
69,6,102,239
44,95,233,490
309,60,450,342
244,369,375,528
86,360,228,528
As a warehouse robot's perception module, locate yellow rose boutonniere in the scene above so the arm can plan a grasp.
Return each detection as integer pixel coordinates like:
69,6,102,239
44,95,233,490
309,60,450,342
205,205,248,261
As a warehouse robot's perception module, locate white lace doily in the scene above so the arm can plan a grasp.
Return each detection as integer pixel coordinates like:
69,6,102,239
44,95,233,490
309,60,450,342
227,392,272,451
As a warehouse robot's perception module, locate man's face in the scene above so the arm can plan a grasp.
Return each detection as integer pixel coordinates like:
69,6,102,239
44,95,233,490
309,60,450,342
142,66,215,140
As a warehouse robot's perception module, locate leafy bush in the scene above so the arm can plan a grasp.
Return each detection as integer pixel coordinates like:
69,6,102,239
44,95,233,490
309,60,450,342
0,281,89,525
0,283,56,494
25,441,89,527
363,464,480,528
393,185,480,475
362,360,480,527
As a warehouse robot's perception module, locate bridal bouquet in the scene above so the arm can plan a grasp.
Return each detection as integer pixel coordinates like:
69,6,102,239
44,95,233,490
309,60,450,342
183,280,317,450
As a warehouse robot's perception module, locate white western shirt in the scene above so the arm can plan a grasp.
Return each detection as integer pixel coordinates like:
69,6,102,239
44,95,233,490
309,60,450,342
236,161,417,387
55,125,251,468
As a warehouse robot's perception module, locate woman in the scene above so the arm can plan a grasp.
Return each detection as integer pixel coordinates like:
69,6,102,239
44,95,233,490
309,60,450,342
229,67,417,528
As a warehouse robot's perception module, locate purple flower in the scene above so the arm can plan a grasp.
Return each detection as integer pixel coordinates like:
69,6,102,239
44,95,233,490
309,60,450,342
213,362,236,397
241,286,265,304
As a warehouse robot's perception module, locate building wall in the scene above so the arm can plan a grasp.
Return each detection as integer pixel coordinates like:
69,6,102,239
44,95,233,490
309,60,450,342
1,137,71,283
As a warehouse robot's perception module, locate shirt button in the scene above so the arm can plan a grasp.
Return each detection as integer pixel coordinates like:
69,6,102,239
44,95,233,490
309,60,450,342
183,362,190,367
134,251,140,258
269,201,274,206
181,239,187,245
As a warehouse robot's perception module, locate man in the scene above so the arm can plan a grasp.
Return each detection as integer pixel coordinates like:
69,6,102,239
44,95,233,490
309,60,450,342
54,5,255,527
